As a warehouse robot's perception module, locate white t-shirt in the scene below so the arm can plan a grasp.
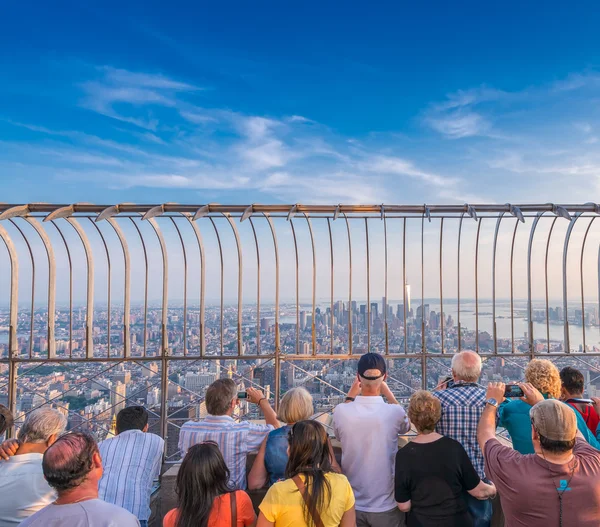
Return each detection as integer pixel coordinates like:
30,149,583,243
19,499,140,527
0,453,56,526
333,396,410,512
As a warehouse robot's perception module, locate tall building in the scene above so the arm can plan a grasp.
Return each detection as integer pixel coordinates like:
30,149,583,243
142,362,159,378
111,382,127,415
370,303,379,321
405,283,411,313
300,310,307,330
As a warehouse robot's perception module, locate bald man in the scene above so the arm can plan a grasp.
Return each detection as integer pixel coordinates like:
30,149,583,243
433,351,492,527
20,432,139,527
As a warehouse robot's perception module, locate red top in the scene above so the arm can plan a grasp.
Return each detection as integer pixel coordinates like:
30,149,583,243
568,401,600,435
163,490,256,527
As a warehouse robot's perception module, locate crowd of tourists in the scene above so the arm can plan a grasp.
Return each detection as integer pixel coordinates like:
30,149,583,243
1,352,600,526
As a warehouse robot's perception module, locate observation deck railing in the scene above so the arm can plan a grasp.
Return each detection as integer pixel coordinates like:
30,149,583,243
1,203,600,459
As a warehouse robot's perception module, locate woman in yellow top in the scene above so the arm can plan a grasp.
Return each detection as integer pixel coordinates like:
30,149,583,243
257,420,356,527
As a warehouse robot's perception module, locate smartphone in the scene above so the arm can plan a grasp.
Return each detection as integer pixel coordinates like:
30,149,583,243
568,398,594,404
504,384,524,398
237,391,248,399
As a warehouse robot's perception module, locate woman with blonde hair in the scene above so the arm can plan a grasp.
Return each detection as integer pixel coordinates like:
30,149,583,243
248,387,315,489
499,359,561,453
395,391,496,527
499,359,600,453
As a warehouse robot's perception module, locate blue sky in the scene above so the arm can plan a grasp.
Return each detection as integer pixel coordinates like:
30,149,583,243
1,1,600,205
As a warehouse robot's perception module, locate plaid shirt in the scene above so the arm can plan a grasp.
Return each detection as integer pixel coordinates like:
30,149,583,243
179,415,273,489
433,383,487,479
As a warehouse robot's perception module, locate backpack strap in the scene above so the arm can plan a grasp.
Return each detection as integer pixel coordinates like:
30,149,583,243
230,491,237,527
292,475,325,527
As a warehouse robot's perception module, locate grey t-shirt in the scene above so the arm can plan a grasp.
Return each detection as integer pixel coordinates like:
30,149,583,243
19,499,140,527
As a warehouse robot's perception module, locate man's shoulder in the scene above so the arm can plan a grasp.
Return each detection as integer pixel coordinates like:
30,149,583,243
436,385,486,405
86,500,140,522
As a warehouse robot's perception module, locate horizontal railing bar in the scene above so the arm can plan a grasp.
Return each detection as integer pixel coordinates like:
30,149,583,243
2,203,599,216
3,352,600,363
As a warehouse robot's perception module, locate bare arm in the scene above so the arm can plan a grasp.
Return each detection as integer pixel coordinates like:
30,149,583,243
340,506,356,527
467,481,497,500
247,388,280,428
344,378,361,403
381,382,399,405
256,512,274,527
328,438,342,473
397,500,411,513
248,438,269,490
477,382,505,453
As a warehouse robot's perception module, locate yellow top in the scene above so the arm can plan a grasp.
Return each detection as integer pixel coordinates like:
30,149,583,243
259,473,355,527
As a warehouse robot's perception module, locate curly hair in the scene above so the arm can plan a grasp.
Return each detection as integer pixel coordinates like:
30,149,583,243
525,359,561,399
408,390,442,434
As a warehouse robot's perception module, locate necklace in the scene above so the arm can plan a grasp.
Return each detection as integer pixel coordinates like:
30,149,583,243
540,450,578,527
54,495,97,505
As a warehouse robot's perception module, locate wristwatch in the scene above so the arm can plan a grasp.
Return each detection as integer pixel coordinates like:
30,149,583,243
486,398,499,408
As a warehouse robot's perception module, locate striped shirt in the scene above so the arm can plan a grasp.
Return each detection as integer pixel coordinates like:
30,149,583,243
179,415,274,489
98,430,164,521
433,383,487,479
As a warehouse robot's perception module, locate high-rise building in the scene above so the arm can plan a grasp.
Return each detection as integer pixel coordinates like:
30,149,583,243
142,362,159,378
111,382,127,415
405,283,411,313
300,311,307,330
370,303,379,322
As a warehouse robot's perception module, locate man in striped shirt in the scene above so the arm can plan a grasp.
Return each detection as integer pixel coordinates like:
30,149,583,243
179,378,279,489
98,406,164,527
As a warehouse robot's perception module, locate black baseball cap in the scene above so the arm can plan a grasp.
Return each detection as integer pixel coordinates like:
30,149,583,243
357,353,387,380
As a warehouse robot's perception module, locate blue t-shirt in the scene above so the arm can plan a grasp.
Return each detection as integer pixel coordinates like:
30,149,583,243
499,396,600,454
264,425,291,485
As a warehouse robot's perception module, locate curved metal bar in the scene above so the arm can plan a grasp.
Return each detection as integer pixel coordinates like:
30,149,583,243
208,217,225,355
50,221,73,357
0,224,18,430
383,214,389,355
327,218,334,354
545,218,558,352
365,218,371,352
420,213,426,356
23,218,57,358
129,218,149,355
474,218,482,352
563,213,583,352
249,218,262,354
457,213,465,351
88,219,112,358
509,219,520,353
402,218,408,354
439,218,444,354
223,213,244,356
580,217,597,352
263,214,280,356
181,213,206,356
343,213,353,355
105,218,131,357
145,217,169,357
303,213,317,355
491,212,505,354
527,212,546,357
170,218,188,355
65,218,95,358
8,220,35,358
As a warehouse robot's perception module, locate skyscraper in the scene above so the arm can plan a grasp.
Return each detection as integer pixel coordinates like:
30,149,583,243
405,283,411,313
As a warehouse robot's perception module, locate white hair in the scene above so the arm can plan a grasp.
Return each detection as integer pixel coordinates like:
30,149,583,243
18,407,67,444
451,351,482,383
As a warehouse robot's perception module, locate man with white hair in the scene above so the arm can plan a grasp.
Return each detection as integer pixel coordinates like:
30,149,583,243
433,351,491,527
0,407,67,526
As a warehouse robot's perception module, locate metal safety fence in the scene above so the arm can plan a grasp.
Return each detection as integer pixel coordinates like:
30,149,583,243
1,203,600,459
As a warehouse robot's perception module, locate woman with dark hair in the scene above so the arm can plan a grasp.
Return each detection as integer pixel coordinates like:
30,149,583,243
163,442,256,527
257,420,355,527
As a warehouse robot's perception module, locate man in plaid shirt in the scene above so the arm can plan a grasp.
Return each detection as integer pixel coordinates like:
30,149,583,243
433,351,492,527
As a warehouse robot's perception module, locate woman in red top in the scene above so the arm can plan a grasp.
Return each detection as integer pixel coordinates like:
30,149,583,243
163,442,256,527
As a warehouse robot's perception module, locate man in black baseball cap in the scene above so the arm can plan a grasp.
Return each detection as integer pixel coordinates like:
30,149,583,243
333,353,410,527
357,352,387,381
